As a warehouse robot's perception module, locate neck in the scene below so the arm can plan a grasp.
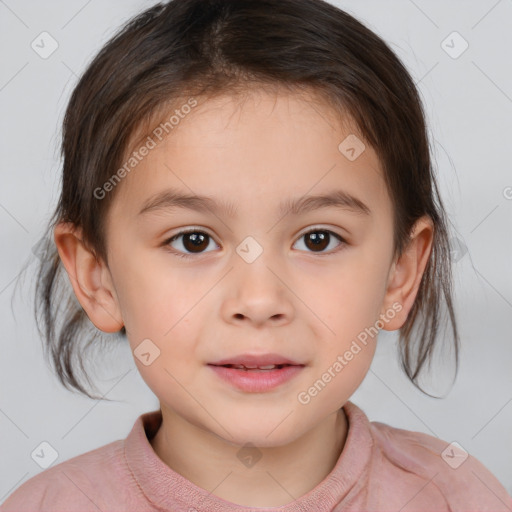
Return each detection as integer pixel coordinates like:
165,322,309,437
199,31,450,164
149,405,348,508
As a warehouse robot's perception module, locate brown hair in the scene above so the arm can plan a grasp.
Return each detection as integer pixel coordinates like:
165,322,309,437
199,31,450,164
17,0,459,399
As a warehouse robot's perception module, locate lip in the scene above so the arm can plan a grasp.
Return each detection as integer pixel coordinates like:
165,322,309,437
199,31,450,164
208,364,304,393
208,353,304,367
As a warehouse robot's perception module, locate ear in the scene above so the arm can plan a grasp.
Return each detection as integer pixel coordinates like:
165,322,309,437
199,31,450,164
380,216,434,330
53,222,124,333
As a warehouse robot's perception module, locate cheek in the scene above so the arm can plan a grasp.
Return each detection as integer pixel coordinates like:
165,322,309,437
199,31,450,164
315,260,387,334
302,253,387,388
310,289,380,409
111,252,198,337
127,313,199,405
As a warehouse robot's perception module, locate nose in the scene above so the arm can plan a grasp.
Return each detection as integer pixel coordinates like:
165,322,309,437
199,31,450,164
221,253,295,327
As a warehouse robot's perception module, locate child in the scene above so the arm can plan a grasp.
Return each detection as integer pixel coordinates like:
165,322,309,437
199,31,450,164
2,0,511,510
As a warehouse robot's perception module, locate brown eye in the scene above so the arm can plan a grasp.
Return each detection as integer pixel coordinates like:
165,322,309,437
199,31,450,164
182,232,209,252
294,229,345,254
166,230,218,257
165,228,345,259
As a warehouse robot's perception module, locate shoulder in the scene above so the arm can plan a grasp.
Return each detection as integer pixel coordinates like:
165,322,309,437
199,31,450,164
368,418,512,510
0,439,133,512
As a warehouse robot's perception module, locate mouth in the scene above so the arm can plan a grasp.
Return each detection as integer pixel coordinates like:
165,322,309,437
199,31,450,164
208,352,305,368
207,363,305,392
209,363,300,371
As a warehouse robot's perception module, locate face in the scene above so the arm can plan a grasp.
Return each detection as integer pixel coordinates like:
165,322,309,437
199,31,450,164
103,89,398,447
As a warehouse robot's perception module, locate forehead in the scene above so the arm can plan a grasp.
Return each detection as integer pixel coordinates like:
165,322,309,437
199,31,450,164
108,88,389,223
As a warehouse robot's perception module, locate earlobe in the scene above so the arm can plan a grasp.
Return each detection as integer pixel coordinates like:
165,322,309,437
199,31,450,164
380,216,434,331
53,223,124,333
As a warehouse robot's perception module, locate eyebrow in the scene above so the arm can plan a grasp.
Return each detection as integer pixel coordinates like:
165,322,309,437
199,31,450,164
138,187,371,218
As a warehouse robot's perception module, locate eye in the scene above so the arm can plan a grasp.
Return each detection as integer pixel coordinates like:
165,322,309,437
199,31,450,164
164,229,219,258
293,228,346,254
163,227,346,259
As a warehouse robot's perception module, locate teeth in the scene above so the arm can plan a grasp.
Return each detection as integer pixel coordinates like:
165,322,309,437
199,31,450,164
230,364,281,370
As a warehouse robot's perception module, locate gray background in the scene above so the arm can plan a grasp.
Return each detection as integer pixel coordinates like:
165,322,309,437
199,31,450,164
1,0,511,504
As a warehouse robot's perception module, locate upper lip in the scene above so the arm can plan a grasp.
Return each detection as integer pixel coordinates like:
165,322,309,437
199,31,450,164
208,353,304,367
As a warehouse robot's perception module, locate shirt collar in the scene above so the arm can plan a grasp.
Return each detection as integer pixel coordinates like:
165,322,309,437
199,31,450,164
124,400,372,511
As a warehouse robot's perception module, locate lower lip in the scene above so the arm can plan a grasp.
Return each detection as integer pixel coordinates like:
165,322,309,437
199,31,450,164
208,365,304,392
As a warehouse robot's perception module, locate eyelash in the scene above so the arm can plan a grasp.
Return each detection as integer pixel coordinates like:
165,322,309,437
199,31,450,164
162,227,347,259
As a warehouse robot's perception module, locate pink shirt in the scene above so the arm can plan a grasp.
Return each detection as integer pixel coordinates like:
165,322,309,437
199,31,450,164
2,401,511,511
